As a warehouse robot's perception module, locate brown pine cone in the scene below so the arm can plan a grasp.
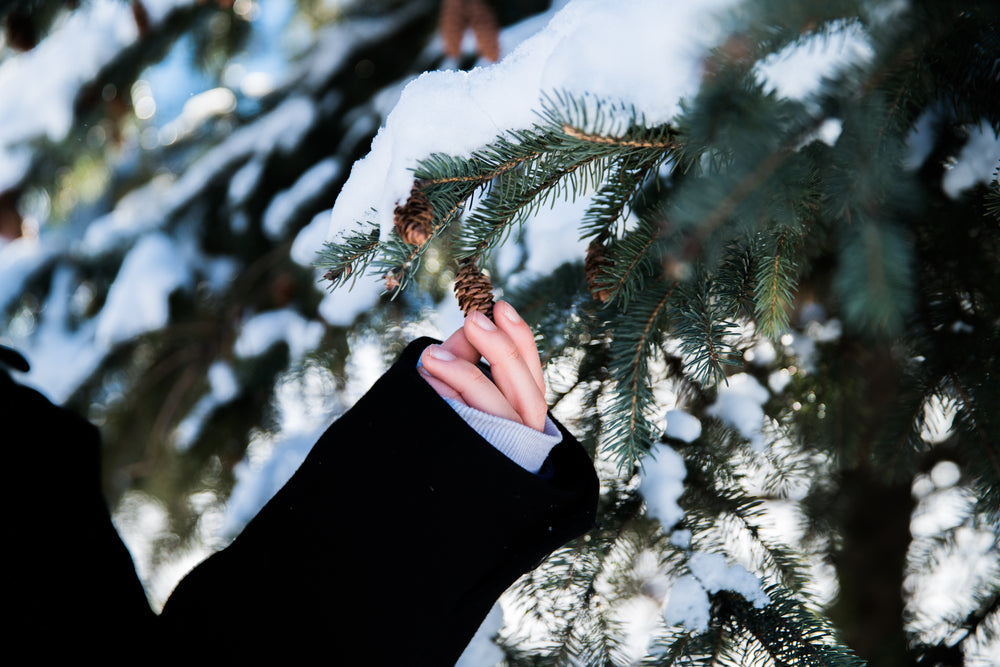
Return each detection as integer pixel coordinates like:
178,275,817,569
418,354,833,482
394,185,434,246
465,0,500,62
132,1,151,37
384,269,403,292
323,265,352,283
0,190,23,241
438,0,466,59
586,240,612,302
454,258,495,320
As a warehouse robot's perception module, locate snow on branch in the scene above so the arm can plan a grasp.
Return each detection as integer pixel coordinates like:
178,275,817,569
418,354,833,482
327,0,740,244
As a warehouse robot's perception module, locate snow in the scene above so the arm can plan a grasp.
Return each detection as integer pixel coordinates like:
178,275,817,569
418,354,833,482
299,10,419,92
263,158,340,240
173,361,239,450
96,232,192,345
663,410,702,444
0,0,136,189
904,109,938,171
688,551,770,607
0,236,55,314
160,94,319,217
663,575,710,632
768,368,792,393
495,194,593,286
754,19,874,104
663,553,770,634
291,209,335,266
327,0,739,245
942,121,1000,199
815,118,844,146
639,442,687,530
777,317,841,374
317,278,385,327
13,266,106,403
670,529,693,549
929,460,961,489
906,485,1000,650
228,159,266,207
921,395,958,444
705,372,770,451
80,175,175,254
233,308,324,360
744,336,777,367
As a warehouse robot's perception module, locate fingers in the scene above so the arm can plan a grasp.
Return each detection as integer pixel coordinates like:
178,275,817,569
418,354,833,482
439,327,480,365
462,306,547,432
492,300,545,395
419,344,524,425
417,364,467,406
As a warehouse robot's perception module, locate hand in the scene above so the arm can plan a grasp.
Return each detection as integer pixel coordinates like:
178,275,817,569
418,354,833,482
418,301,548,432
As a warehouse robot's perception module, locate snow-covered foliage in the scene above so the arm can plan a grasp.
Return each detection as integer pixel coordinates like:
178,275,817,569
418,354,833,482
328,0,739,244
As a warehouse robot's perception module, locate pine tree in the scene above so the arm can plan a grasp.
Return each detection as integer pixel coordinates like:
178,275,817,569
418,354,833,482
2,0,999,664
317,0,1000,664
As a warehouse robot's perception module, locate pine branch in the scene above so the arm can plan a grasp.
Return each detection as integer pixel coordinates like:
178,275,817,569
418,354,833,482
682,466,813,599
716,586,867,667
455,147,610,258
561,124,679,151
605,279,676,467
834,220,914,336
673,271,741,386
316,223,382,287
369,180,469,295
321,92,683,296
510,487,646,663
986,168,1000,221
580,152,662,242
715,239,760,321
754,229,801,338
595,217,663,309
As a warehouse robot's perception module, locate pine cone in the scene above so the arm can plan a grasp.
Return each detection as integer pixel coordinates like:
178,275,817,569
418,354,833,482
586,240,612,302
131,1,151,37
384,269,403,292
323,265,352,283
465,0,500,62
394,185,434,246
438,0,465,59
454,258,495,320
0,189,23,241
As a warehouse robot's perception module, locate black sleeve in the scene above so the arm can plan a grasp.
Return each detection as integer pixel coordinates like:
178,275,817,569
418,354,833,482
3,353,156,658
160,337,599,664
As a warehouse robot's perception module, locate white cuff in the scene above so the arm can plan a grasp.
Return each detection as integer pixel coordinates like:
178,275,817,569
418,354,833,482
443,398,562,474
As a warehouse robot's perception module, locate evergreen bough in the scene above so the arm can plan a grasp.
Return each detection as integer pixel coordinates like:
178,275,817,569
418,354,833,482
319,0,1000,664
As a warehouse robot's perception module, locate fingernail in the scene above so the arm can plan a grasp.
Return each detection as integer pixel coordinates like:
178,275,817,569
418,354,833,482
499,300,521,323
470,310,497,331
426,345,455,361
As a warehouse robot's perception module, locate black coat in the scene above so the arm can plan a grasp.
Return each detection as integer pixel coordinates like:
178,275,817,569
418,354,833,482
5,338,598,664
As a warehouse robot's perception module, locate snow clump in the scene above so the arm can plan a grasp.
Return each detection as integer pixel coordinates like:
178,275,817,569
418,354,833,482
663,409,702,444
664,552,771,633
639,442,687,530
705,372,770,451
